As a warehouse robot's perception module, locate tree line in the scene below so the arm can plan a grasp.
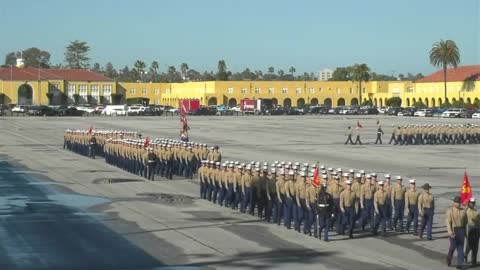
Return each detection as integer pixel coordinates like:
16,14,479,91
2,40,425,83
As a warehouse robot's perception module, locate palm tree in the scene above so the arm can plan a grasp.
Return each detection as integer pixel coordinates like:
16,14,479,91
134,60,146,81
429,39,460,103
180,63,189,81
351,64,371,104
289,67,296,80
150,61,159,74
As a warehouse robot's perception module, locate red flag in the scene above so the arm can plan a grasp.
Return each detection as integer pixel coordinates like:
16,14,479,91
179,102,189,131
88,126,93,134
144,136,150,147
357,120,363,128
460,171,472,205
312,164,320,187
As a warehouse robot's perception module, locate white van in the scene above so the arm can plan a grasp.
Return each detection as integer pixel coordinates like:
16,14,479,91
102,105,128,116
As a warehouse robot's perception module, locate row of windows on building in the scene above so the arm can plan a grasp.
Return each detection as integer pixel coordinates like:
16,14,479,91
61,84,114,96
406,85,474,93
129,88,162,95
226,87,366,95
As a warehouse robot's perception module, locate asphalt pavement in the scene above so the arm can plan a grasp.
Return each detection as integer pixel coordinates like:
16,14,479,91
0,115,478,270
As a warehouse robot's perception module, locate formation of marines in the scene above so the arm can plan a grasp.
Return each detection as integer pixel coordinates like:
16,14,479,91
388,124,480,145
64,129,140,158
63,128,480,267
198,161,437,242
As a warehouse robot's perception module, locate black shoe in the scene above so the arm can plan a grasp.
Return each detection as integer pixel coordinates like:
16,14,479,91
446,256,451,266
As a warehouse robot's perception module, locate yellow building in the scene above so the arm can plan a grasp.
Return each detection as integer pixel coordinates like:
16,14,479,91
0,66,119,106
1,65,478,108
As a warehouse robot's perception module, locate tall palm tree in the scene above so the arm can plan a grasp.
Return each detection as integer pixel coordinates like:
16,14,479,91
429,39,460,103
289,67,296,80
180,63,189,81
351,64,371,104
134,60,146,81
151,61,159,74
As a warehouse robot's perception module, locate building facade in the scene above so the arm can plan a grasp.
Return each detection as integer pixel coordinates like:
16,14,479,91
0,65,478,108
318,68,333,81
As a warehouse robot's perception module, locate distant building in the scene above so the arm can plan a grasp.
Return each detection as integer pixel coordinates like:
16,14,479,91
318,68,333,81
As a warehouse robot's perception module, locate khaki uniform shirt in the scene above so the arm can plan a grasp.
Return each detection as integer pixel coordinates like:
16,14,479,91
446,206,467,235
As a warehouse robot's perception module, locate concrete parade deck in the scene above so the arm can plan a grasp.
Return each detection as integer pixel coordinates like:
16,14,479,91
0,115,479,270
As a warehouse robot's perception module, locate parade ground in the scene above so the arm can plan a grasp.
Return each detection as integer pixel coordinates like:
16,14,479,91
0,115,479,270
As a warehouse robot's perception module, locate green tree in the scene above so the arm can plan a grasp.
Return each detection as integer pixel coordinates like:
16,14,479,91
329,67,352,81
65,40,90,69
180,63,189,80
91,62,102,73
351,64,371,104
429,39,460,102
134,60,146,81
216,60,230,81
289,67,296,79
386,97,402,107
150,61,159,75
4,52,16,66
104,62,117,78
268,66,275,74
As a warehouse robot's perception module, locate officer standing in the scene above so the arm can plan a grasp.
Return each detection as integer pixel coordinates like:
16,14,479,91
284,170,296,229
418,183,435,240
375,124,384,144
266,168,277,223
316,180,334,241
145,147,157,181
465,198,480,266
89,134,97,159
446,196,467,269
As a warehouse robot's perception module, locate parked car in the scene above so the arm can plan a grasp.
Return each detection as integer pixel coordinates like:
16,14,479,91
360,108,379,115
57,107,83,116
76,105,95,113
94,106,105,115
286,107,303,115
472,112,480,119
164,106,179,113
28,106,57,116
413,109,433,117
12,105,28,113
127,106,144,115
231,105,241,112
432,108,446,117
270,106,287,115
309,106,328,114
189,106,217,115
102,105,129,116
387,107,402,116
398,108,416,116
147,105,163,116
441,108,466,118
141,107,156,116
464,109,478,118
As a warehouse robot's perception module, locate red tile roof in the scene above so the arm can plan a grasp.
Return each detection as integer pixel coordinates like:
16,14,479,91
417,65,480,83
0,66,113,82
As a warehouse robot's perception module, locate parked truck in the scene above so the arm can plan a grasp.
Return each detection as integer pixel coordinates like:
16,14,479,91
179,99,200,113
240,99,257,114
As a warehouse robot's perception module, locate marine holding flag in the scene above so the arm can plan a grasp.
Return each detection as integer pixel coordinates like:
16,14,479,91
180,102,189,142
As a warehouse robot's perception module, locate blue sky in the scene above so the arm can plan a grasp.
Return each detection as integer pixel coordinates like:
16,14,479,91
1,0,478,75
